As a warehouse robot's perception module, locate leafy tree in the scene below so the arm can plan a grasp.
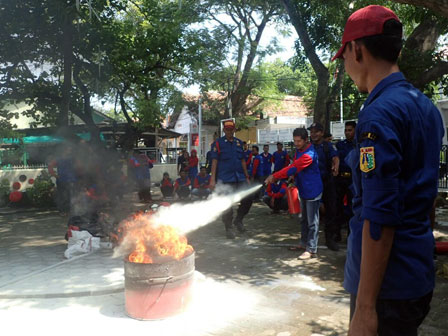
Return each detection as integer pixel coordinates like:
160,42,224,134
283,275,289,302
0,0,124,142
203,0,285,118
281,0,448,128
391,0,448,17
106,0,218,148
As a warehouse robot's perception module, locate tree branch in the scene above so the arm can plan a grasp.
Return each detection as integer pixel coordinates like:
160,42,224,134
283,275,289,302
414,60,448,88
390,0,448,18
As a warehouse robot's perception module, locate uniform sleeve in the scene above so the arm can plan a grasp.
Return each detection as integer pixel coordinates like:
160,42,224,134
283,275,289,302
266,183,273,197
246,153,253,167
174,179,179,190
358,120,402,239
272,184,286,199
186,178,191,187
329,142,338,158
210,141,219,160
252,157,260,177
193,177,199,188
273,154,313,180
284,153,291,167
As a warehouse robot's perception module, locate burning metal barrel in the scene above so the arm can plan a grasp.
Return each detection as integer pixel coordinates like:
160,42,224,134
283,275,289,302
124,251,195,320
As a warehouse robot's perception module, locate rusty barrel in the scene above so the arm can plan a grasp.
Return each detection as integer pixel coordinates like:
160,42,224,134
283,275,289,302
124,251,195,320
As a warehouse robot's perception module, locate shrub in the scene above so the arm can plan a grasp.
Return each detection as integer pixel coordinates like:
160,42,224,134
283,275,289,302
26,171,55,207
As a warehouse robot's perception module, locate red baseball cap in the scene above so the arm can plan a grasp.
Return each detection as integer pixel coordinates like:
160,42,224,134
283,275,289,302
223,120,235,130
332,5,400,61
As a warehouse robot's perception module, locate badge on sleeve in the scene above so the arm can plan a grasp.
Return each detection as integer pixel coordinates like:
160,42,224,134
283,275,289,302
360,147,375,172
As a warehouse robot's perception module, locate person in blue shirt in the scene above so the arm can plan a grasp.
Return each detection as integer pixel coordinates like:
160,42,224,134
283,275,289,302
209,120,252,239
48,145,78,215
129,150,153,203
260,145,273,177
332,5,444,335
309,122,340,251
335,121,356,240
262,180,288,214
191,166,211,200
174,170,191,200
272,142,291,173
243,141,252,164
265,128,323,260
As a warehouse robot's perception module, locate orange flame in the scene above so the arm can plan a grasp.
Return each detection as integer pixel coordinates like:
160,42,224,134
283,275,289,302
120,211,193,264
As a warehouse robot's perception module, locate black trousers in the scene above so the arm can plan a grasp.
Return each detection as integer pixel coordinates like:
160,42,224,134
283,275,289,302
350,292,432,336
176,186,190,199
322,176,337,240
56,180,74,213
161,185,174,197
221,182,253,230
335,175,353,231
262,195,288,212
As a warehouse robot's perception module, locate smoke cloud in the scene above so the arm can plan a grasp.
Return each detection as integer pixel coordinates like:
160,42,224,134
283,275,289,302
113,183,262,259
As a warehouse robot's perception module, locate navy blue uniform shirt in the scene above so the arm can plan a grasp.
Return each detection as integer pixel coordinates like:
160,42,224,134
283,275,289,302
210,136,246,183
336,139,355,174
344,72,444,300
313,141,338,178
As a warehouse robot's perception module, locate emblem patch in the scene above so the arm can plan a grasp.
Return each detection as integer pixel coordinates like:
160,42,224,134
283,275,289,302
360,147,375,172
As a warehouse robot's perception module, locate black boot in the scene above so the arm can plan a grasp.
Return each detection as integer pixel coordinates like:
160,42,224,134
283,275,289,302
233,218,247,233
326,238,339,251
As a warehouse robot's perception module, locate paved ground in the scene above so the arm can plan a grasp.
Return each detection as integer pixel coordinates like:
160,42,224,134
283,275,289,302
0,192,447,336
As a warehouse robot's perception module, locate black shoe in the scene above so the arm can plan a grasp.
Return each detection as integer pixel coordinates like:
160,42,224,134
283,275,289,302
326,239,339,251
334,233,342,243
226,229,236,239
234,219,247,233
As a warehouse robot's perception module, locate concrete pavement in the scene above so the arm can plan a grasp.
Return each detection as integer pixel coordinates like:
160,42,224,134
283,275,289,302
0,195,447,336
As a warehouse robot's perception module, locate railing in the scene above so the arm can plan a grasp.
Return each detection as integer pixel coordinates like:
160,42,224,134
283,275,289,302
0,163,48,170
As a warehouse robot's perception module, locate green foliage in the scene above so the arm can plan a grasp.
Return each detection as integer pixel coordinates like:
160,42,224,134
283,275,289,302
26,171,55,208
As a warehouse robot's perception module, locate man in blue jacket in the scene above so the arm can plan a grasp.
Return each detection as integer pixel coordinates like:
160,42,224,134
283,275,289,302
333,5,444,335
265,128,323,260
210,120,252,239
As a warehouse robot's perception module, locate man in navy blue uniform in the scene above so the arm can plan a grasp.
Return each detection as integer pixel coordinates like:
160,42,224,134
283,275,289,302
272,142,291,173
243,141,252,164
335,121,357,240
210,120,252,239
308,121,340,251
332,5,444,335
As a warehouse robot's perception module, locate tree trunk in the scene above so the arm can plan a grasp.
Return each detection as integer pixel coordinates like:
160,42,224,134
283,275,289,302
230,12,271,116
391,0,448,18
280,0,331,128
73,63,101,144
60,11,73,128
400,15,448,91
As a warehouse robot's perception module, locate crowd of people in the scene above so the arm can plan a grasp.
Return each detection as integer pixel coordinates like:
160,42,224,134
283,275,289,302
44,5,444,335
206,5,443,335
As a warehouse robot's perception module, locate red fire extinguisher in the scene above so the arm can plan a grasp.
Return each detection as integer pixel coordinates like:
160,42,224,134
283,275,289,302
435,241,448,254
286,184,301,215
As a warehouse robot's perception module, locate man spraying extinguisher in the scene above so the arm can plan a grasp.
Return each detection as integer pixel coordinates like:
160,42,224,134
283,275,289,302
265,128,323,260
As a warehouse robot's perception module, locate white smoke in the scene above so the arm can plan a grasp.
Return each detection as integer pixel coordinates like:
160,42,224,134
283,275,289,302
151,183,262,235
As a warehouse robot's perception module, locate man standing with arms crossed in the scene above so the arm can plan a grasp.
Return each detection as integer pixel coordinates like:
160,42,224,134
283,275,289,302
332,5,444,335
209,120,252,239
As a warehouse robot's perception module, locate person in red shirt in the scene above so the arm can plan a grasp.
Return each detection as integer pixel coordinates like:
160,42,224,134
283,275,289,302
160,172,174,198
188,149,199,183
262,180,288,214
